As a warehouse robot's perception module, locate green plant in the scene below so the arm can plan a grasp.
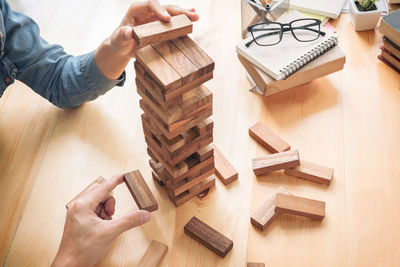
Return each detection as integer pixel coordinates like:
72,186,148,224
357,0,378,11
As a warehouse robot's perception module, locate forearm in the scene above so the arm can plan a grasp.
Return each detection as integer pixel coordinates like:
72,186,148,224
94,37,131,80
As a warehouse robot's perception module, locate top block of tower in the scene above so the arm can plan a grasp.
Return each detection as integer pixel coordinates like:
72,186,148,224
135,35,215,90
133,14,193,46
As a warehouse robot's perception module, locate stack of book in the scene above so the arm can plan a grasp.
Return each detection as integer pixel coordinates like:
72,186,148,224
237,11,346,97
379,9,400,74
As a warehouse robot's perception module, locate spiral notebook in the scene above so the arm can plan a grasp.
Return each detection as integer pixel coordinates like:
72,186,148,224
236,11,338,81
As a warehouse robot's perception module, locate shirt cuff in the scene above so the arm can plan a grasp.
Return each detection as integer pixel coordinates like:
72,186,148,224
84,51,126,91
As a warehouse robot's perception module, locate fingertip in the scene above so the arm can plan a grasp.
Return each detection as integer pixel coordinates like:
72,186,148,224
139,210,152,224
187,12,199,22
160,11,171,21
124,27,134,41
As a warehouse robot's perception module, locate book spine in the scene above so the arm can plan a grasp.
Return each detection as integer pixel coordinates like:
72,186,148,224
280,36,338,79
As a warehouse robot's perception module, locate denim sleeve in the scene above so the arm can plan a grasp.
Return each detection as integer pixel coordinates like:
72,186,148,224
2,0,125,108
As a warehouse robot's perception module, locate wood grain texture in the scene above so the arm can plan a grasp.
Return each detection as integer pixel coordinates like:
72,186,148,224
284,160,334,186
4,2,400,266
171,35,215,74
138,240,168,267
247,263,265,267
135,46,182,90
213,144,238,185
133,14,192,46
66,176,106,209
250,187,291,231
249,122,291,153
184,216,233,258
275,193,325,220
252,150,300,175
152,40,200,84
123,170,158,212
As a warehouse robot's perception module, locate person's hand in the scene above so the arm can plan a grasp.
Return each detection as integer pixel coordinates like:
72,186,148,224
52,175,152,267
95,0,199,79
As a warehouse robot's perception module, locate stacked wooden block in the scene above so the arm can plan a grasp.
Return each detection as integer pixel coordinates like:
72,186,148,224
134,24,216,206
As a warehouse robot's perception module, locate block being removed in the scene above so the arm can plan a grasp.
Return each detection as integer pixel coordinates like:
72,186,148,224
133,14,192,46
124,170,158,212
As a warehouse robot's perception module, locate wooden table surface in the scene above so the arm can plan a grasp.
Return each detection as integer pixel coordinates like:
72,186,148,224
1,0,400,266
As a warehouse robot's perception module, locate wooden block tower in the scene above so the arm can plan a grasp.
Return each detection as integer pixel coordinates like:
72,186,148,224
133,16,216,206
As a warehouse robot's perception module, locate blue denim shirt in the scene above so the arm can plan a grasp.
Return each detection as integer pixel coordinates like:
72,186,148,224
0,0,125,108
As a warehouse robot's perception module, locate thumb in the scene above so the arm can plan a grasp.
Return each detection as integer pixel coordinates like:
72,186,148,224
105,210,151,237
114,26,134,44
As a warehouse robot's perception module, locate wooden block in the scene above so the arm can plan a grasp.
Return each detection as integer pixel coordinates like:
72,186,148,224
140,99,213,139
134,60,213,103
196,144,214,162
250,187,292,230
66,176,106,209
249,122,290,153
171,35,215,74
252,150,300,176
133,14,192,47
137,78,212,125
171,169,214,197
247,263,266,267
168,174,215,206
275,193,325,220
212,144,238,185
135,45,182,90
123,170,158,212
284,160,334,186
184,216,233,258
138,240,168,267
152,40,200,84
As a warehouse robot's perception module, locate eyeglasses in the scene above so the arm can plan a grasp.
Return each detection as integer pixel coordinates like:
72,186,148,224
246,18,326,47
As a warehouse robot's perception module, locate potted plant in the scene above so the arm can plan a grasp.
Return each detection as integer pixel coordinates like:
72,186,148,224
349,0,381,31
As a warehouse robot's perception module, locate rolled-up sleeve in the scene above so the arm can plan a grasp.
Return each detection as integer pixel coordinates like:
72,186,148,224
2,0,125,108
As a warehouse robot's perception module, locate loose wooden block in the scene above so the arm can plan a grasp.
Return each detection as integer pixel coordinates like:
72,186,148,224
250,187,292,231
184,216,233,258
284,160,334,186
252,150,300,176
212,144,238,185
66,176,106,209
249,122,290,153
247,263,266,267
275,193,325,220
133,14,192,46
138,240,168,267
171,35,215,74
123,170,158,212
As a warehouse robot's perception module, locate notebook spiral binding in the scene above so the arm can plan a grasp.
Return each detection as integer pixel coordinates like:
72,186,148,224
280,36,338,79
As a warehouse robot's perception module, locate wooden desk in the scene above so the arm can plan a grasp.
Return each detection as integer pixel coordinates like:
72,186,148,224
1,1,400,266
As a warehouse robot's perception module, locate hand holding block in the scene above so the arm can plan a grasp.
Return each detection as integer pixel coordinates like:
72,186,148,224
138,240,168,267
252,150,300,175
213,144,238,185
284,160,334,186
249,122,290,153
184,216,233,258
66,177,106,209
133,14,192,46
124,170,158,212
275,193,325,220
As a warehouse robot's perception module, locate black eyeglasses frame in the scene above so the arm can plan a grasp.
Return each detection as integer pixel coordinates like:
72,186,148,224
246,18,326,47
